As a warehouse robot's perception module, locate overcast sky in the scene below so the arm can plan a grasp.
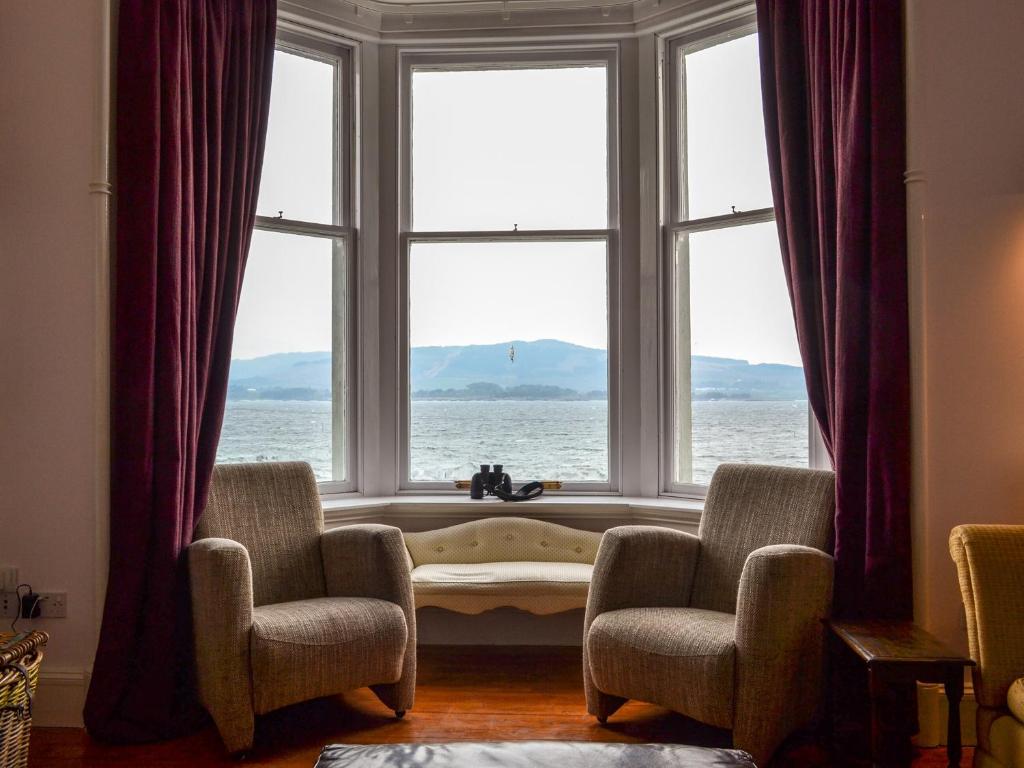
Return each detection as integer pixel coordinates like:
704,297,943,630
232,33,802,368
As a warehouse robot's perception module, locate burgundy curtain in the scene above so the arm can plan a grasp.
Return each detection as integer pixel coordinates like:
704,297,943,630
756,0,911,620
85,0,276,742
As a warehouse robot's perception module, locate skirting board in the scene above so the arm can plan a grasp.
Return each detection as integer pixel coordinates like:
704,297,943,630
30,659,978,737
914,681,977,748
32,667,87,728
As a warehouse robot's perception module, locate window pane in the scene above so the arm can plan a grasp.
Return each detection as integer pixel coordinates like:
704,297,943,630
218,231,346,482
682,34,773,221
411,66,608,231
673,223,808,485
257,49,336,224
409,240,608,482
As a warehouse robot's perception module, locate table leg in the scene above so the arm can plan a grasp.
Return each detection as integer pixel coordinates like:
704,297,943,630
869,667,887,767
945,670,964,767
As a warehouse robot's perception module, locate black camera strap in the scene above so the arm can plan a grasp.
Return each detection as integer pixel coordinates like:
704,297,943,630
491,481,545,502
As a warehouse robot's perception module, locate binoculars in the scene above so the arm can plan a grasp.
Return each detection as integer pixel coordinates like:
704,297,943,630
470,464,513,500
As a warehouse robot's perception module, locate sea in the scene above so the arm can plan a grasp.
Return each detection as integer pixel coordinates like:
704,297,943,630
216,399,809,486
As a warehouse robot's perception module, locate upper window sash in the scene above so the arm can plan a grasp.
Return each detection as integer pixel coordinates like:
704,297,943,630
665,19,771,231
256,30,353,233
399,47,621,236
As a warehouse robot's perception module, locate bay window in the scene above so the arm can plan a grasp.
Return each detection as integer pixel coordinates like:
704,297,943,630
215,7,814,500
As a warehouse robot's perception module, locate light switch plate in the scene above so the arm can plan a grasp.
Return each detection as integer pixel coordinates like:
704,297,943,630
0,567,17,592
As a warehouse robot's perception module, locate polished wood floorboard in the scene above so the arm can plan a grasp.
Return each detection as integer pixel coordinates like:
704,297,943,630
30,646,970,767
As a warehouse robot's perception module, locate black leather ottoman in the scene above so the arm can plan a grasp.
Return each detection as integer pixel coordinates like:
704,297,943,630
314,742,756,767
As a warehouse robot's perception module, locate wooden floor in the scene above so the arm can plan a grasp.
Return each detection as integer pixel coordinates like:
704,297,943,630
30,646,969,767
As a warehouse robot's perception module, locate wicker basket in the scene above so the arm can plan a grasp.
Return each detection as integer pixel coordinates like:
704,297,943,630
0,632,48,768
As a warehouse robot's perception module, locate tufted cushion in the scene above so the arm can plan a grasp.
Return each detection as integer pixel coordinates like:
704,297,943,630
587,606,737,729
404,517,603,567
411,561,592,614
250,597,407,715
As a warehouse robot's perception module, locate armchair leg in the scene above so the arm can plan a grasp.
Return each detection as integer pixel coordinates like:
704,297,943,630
394,710,406,719
588,690,627,723
371,680,415,716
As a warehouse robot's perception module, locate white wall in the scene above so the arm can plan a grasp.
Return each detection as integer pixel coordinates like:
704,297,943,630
907,0,1024,649
0,0,108,726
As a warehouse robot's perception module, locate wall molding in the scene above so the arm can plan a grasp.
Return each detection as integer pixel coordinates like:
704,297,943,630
33,668,88,728
915,681,977,748
281,0,751,41
92,0,113,682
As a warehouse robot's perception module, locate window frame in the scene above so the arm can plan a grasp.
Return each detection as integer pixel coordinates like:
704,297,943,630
247,28,359,494
396,45,622,493
659,18,820,497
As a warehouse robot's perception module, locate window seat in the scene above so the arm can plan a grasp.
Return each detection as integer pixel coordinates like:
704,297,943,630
403,517,604,615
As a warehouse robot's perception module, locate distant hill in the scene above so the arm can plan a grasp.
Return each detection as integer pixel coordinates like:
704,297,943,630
227,339,806,401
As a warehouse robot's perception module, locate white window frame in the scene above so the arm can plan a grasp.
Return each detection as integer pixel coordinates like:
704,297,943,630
659,17,824,497
249,28,359,494
396,46,622,493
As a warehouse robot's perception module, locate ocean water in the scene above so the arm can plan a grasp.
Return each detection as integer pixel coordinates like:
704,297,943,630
216,398,809,485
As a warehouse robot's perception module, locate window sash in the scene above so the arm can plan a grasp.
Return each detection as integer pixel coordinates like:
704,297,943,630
397,46,622,492
397,230,620,492
660,20,817,496
272,30,353,229
398,47,621,235
396,47,621,492
229,30,358,494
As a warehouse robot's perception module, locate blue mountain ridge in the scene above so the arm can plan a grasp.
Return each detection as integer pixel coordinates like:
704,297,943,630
227,339,806,401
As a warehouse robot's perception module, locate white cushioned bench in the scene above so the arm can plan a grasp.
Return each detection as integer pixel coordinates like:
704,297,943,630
403,517,604,615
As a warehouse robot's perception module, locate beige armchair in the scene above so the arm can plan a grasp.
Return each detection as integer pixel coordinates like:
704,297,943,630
188,462,416,753
949,525,1024,768
583,464,835,765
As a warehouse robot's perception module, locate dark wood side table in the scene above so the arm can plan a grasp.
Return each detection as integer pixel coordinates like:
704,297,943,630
827,620,975,768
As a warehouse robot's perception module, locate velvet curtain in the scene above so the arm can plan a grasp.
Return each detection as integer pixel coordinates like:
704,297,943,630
756,0,911,620
85,0,276,741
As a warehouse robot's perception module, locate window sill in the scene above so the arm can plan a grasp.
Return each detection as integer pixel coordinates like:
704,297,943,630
320,494,704,530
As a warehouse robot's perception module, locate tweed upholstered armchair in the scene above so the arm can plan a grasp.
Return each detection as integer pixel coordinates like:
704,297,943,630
188,462,416,753
950,525,1024,768
583,464,836,765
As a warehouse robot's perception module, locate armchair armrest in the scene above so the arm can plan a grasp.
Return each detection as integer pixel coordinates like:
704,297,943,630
187,537,255,753
321,524,417,714
732,544,833,763
321,524,414,608
585,525,701,625
582,525,700,721
950,524,1024,708
735,544,834,657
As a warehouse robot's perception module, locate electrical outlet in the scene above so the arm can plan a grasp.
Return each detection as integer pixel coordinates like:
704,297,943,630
37,592,67,618
0,591,67,619
0,592,17,618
